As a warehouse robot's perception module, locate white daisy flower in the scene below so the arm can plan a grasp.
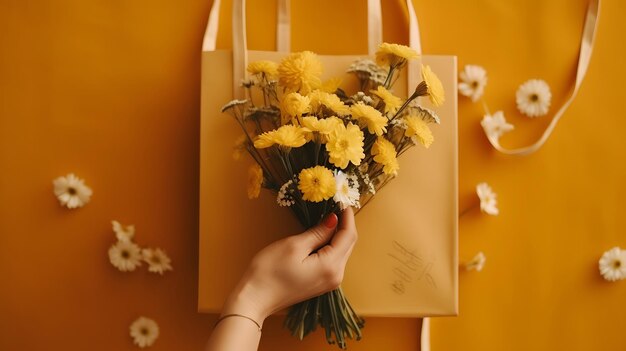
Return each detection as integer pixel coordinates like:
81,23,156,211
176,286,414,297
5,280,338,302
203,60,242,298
476,182,499,216
129,316,160,348
142,248,173,275
516,79,552,117
108,240,142,272
458,65,487,102
464,251,486,272
481,111,514,141
112,220,135,242
52,173,92,209
333,171,360,210
599,247,626,282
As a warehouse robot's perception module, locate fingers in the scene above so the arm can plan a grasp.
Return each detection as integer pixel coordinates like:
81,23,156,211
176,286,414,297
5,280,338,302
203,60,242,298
292,213,338,252
312,207,357,262
329,207,358,258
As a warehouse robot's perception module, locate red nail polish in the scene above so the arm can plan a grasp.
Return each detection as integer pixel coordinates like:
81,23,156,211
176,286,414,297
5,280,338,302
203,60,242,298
323,213,338,229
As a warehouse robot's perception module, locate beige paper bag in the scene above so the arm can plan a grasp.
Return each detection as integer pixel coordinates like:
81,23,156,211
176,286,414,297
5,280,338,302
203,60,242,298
198,0,458,317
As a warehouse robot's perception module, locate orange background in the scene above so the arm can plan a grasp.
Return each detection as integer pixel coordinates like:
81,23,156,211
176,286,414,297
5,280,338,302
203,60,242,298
1,0,625,350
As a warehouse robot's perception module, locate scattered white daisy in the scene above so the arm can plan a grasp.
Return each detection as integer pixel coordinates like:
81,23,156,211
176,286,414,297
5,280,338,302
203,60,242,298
458,65,487,102
129,316,160,348
464,251,486,272
599,247,626,282
112,220,135,242
108,240,142,272
277,180,296,207
516,79,551,117
476,182,499,216
52,173,92,209
142,248,173,275
333,171,360,210
481,111,514,141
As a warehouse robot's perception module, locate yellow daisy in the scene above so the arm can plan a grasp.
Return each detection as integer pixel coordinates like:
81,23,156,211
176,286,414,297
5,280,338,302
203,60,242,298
298,166,336,202
404,115,434,148
280,92,311,125
350,102,388,136
320,77,342,93
308,90,350,116
247,60,278,79
326,122,365,169
371,137,399,176
254,125,308,149
421,65,445,107
247,164,264,199
370,86,402,114
278,51,323,95
300,116,343,142
375,43,419,68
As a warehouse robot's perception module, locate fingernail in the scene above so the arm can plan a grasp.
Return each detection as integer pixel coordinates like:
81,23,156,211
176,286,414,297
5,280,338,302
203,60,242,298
323,213,338,229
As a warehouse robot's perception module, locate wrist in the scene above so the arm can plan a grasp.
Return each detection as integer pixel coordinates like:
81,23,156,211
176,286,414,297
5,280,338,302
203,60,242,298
221,280,271,327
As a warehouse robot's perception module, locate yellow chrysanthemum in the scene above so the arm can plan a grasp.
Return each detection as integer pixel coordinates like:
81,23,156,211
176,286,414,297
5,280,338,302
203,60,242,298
254,125,307,149
421,65,445,107
247,60,278,79
320,77,342,93
298,166,336,202
308,90,350,116
350,102,388,136
232,134,248,160
371,137,399,176
247,164,263,199
326,122,365,169
300,116,344,142
370,86,402,114
280,92,311,125
278,51,323,95
404,115,434,148
375,43,419,68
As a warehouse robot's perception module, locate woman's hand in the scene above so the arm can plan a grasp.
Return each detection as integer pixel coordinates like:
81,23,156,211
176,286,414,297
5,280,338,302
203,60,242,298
221,207,358,326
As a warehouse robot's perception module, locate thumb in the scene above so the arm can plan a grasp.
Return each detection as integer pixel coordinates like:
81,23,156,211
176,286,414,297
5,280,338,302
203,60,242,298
294,213,338,252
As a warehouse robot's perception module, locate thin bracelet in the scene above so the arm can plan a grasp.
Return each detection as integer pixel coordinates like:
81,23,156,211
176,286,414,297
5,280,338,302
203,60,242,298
215,314,262,332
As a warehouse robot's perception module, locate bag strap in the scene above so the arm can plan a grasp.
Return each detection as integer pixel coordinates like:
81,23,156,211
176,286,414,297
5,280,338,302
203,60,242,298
485,0,601,156
203,0,424,99
275,0,423,91
203,0,291,52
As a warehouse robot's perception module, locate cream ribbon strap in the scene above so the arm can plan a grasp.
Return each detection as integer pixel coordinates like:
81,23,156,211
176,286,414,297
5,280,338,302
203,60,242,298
485,0,601,156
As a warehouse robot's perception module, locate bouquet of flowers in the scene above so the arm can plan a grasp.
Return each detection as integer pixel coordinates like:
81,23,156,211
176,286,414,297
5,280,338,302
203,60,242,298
221,43,444,348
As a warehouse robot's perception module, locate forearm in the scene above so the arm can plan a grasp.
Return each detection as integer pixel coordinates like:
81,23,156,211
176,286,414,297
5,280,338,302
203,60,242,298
205,282,269,351
204,315,262,351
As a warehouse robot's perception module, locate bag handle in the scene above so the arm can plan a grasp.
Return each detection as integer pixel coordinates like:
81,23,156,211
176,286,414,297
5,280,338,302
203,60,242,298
276,0,422,55
484,0,601,156
275,0,423,92
202,0,424,98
